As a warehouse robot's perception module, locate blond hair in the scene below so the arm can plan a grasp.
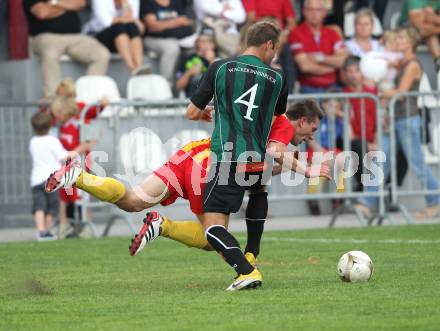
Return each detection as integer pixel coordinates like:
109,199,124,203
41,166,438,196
56,78,76,98
50,96,78,119
355,8,375,24
381,30,396,46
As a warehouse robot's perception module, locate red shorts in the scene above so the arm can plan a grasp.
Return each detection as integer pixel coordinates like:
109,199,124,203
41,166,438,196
153,148,208,215
59,187,80,203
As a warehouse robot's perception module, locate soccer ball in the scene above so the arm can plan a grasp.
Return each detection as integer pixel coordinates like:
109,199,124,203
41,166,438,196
360,52,388,82
337,250,373,282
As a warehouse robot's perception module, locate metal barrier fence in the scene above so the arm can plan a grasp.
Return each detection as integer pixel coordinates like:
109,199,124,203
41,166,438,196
389,91,440,224
4,92,439,232
75,93,387,234
0,102,39,212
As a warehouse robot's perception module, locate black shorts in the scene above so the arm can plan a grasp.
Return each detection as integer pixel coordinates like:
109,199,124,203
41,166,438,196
95,23,140,53
203,162,267,214
32,183,59,216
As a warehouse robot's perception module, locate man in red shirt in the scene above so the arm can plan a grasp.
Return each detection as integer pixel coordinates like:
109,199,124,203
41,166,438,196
242,0,297,93
289,0,348,93
343,55,377,190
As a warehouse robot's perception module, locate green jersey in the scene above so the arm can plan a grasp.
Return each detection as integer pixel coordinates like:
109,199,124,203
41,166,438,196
400,0,440,24
190,55,288,162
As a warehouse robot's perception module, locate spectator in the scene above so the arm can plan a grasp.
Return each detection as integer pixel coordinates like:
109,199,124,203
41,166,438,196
358,27,440,218
345,8,382,58
84,0,149,74
243,0,297,92
50,95,104,238
289,0,348,94
343,56,377,191
30,112,71,241
22,0,110,97
193,0,246,57
141,0,195,83
175,30,218,97
307,91,345,214
399,0,440,71
354,0,389,24
376,30,404,91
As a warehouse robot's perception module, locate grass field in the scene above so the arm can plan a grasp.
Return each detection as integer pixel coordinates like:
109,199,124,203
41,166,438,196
1,224,440,331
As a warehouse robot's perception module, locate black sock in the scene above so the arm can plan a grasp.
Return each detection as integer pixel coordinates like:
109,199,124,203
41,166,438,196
205,225,254,275
244,192,268,257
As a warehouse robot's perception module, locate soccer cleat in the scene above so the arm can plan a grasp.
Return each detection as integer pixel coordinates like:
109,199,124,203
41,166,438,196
225,268,262,291
244,252,259,269
129,211,163,256
45,158,82,193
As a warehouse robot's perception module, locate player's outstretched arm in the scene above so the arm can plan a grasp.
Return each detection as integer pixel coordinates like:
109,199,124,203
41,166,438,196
267,141,331,179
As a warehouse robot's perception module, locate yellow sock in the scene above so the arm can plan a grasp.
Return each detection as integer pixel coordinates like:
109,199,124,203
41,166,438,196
308,176,326,194
336,171,345,192
75,172,126,203
160,217,210,250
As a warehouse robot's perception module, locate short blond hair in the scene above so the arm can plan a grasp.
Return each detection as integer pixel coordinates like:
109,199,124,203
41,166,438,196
56,78,76,98
355,8,375,24
381,30,396,46
50,96,78,119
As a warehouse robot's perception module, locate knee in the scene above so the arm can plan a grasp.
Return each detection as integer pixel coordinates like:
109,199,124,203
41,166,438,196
95,45,111,62
163,41,180,57
125,23,140,38
112,23,127,35
40,47,61,61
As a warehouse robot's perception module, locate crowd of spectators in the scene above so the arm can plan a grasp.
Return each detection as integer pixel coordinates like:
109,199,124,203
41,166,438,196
21,0,440,239
21,0,440,97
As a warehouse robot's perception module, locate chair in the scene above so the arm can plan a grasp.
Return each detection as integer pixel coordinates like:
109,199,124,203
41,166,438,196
126,74,173,101
417,73,439,109
75,75,122,117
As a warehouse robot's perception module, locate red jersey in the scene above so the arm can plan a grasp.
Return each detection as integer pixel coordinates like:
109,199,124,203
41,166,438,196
59,102,102,202
289,22,344,88
153,116,294,214
58,102,101,151
242,0,295,29
343,86,377,143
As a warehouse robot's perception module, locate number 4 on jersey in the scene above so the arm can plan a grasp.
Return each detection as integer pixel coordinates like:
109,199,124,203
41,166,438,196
234,83,259,121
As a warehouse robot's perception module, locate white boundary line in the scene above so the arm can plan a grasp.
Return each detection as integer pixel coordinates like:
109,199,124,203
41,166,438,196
236,236,440,245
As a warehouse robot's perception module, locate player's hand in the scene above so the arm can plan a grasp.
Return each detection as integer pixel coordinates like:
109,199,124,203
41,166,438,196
200,105,214,122
306,164,331,180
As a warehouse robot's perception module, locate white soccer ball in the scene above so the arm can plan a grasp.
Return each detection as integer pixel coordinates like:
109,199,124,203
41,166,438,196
337,250,373,282
360,52,388,82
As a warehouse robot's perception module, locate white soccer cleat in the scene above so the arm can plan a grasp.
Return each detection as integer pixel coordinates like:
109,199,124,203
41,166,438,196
129,211,163,256
225,268,262,291
45,158,82,193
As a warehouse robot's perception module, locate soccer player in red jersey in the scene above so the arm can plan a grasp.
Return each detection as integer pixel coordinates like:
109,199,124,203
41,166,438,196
45,100,330,288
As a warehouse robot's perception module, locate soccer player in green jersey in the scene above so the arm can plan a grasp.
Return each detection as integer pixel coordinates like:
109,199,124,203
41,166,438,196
186,21,289,290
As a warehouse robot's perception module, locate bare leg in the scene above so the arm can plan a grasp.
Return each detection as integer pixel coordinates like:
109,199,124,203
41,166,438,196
115,174,170,212
34,210,46,232
59,201,67,225
131,37,144,69
114,34,137,72
45,214,53,231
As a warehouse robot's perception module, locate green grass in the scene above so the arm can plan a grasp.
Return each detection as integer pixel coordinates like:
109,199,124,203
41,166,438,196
1,224,440,331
